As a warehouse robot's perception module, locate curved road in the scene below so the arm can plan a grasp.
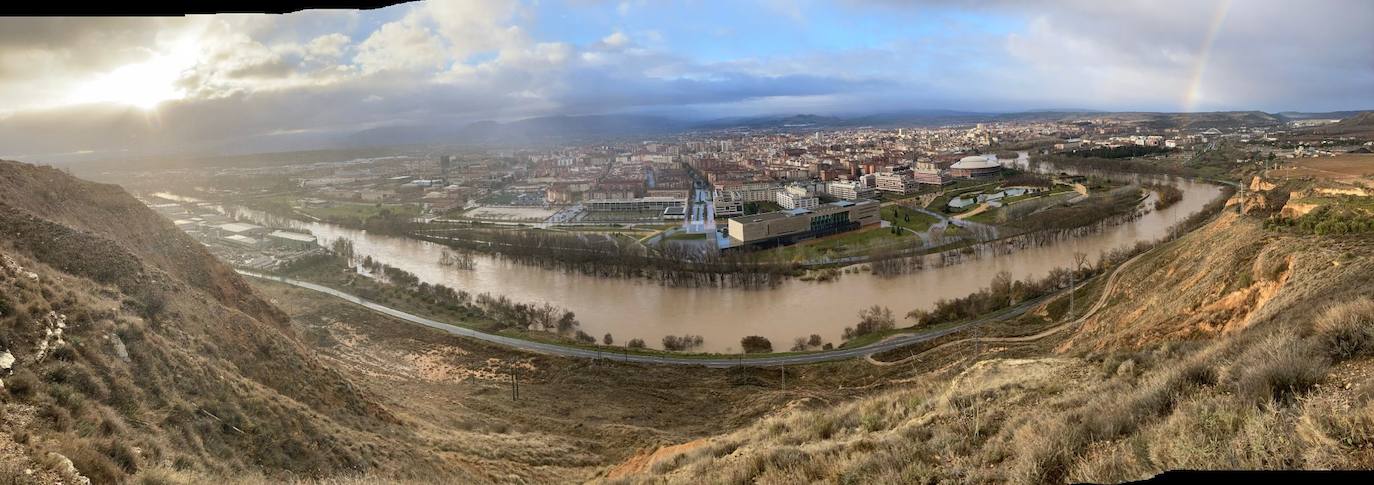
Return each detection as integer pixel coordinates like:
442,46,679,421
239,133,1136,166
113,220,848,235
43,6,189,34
238,269,1066,368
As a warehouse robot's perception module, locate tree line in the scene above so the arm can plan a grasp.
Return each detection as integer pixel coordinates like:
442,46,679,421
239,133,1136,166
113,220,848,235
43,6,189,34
413,227,795,288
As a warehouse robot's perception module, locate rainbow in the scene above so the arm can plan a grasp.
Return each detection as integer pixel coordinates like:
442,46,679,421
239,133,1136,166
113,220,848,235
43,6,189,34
1182,0,1233,112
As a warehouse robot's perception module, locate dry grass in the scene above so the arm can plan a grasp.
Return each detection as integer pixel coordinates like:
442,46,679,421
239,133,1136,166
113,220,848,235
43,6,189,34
1232,331,1329,404
1313,298,1374,361
1269,154,1374,184
606,214,1374,485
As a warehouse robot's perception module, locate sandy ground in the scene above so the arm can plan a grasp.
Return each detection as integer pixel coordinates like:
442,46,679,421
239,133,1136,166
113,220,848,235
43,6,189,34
1270,154,1374,186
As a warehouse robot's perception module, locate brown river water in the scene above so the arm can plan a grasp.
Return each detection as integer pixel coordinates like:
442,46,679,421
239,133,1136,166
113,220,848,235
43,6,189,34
223,157,1223,352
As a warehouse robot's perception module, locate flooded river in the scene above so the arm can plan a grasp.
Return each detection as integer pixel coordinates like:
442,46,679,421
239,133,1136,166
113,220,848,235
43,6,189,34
230,159,1223,352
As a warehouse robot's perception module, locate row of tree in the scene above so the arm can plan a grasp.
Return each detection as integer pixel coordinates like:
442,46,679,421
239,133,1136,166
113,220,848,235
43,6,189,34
899,185,1240,330
332,240,587,338
414,228,795,288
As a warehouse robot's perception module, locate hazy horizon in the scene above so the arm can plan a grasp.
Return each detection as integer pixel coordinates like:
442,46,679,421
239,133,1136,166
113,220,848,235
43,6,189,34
2,0,1372,162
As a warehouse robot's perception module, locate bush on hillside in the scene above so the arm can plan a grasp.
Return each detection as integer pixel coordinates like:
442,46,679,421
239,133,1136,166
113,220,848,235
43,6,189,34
5,368,39,399
1314,298,1374,362
1235,332,1329,404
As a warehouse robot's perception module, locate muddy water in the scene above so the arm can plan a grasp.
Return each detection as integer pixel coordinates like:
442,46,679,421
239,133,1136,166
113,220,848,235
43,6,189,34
232,159,1222,352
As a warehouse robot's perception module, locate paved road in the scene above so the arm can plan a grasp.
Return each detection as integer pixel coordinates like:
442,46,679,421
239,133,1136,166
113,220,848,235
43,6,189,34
239,270,1058,368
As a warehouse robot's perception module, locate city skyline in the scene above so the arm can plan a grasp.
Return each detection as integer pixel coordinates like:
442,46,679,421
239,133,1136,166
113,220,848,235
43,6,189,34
1,0,1371,161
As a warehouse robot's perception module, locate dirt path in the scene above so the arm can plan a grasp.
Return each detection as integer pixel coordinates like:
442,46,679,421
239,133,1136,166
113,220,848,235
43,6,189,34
953,202,991,220
865,248,1147,366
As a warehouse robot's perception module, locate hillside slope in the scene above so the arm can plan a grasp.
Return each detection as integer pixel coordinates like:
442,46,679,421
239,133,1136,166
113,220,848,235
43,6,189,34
0,159,884,484
605,211,1374,483
0,160,444,482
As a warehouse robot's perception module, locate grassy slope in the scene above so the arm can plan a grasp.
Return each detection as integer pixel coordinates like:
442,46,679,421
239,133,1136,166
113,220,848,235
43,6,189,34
0,159,911,484
236,279,894,483
603,211,1374,484
0,160,443,483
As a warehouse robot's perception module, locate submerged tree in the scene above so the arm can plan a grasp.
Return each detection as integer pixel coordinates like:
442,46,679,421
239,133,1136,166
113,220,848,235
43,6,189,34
741,336,773,354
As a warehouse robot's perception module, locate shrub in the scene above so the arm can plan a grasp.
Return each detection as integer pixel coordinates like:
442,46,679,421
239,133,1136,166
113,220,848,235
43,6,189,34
39,403,74,431
662,334,705,351
1010,416,1087,484
100,439,140,473
64,444,125,484
133,286,167,322
5,369,39,399
845,305,895,341
603,333,613,345
1235,333,1328,404
574,330,595,344
1314,298,1374,362
627,338,646,349
741,336,773,354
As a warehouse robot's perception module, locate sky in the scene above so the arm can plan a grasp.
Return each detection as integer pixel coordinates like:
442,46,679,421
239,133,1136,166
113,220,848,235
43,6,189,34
0,0,1371,161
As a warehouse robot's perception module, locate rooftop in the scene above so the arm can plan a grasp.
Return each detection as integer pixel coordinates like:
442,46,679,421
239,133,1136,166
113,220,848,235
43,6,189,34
951,155,1001,170
267,230,317,243
219,222,265,233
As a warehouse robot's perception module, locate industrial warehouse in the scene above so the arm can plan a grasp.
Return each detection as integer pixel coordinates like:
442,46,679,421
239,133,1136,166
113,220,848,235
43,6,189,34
725,199,880,249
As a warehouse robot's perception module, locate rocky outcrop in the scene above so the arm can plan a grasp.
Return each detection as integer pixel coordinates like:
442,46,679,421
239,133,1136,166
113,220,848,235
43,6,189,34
1250,176,1277,192
1279,195,1320,218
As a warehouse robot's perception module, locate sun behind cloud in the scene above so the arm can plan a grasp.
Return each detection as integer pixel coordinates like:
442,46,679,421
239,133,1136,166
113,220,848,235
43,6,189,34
65,39,200,110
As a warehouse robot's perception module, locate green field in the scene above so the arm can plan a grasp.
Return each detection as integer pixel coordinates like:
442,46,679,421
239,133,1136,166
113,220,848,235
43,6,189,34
764,226,913,262
881,205,940,233
303,202,421,221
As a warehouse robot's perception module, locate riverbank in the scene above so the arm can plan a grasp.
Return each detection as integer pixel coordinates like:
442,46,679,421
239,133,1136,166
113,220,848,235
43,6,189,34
241,184,1231,365
209,160,1227,352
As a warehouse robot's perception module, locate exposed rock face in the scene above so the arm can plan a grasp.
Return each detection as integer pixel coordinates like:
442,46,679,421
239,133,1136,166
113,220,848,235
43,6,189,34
1279,196,1320,218
1250,176,1277,192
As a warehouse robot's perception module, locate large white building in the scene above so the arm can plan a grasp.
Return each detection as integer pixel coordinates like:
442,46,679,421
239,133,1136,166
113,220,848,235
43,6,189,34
714,191,745,217
715,182,781,203
584,196,685,212
950,155,1001,178
874,171,920,194
826,180,875,200
776,184,819,209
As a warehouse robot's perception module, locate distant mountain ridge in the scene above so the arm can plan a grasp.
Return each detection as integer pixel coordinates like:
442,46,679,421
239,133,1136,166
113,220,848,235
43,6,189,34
345,114,691,147
344,109,1371,147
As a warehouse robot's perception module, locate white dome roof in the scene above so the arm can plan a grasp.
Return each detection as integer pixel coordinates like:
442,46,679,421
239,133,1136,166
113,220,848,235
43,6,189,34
951,155,1000,170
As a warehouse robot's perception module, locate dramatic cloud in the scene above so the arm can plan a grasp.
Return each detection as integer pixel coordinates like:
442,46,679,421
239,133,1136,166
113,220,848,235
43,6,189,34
0,0,1369,162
